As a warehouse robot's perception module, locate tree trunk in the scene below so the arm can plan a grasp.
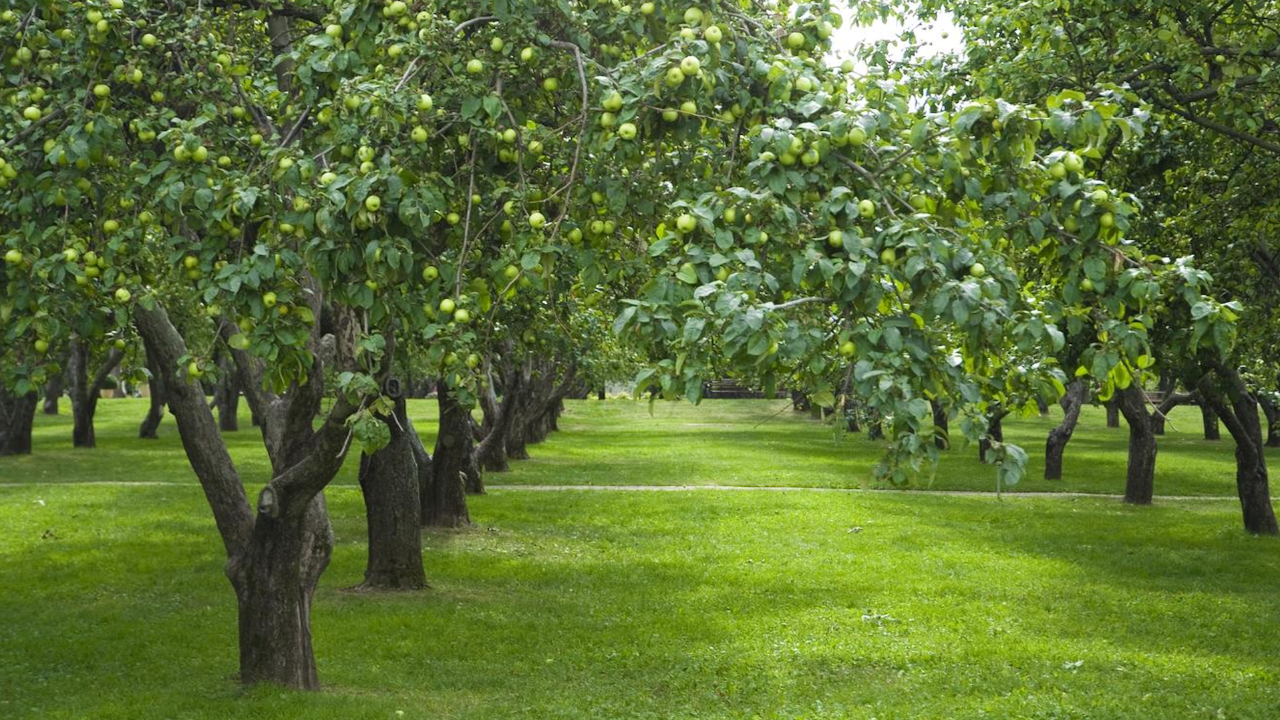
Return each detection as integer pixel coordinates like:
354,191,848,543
68,340,123,449
1150,371,1177,436
232,495,332,689
931,400,949,450
138,337,167,439
1105,400,1120,428
42,370,64,415
1201,403,1220,441
979,409,1005,463
422,382,473,527
1045,380,1087,480
597,387,605,400
474,363,522,474
1196,367,1279,535
213,353,240,432
1259,393,1280,448
1116,383,1156,505
0,389,38,456
357,395,426,590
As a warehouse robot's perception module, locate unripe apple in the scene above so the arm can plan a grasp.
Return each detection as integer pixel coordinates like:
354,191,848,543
454,308,470,323
543,77,560,92
839,340,855,357
411,126,428,142
676,214,697,233
4,249,22,265
618,122,637,140
520,47,535,62
787,32,806,49
325,24,343,38
422,265,439,281
466,58,484,74
365,195,382,212
683,7,703,24
969,263,986,278
114,287,132,303
417,93,433,111
705,26,722,43
603,91,623,112
93,83,110,98
439,298,456,314
141,33,158,48
1063,152,1083,173
529,212,546,229
665,67,686,86
828,230,844,248
859,199,876,218
680,56,701,75
34,339,50,354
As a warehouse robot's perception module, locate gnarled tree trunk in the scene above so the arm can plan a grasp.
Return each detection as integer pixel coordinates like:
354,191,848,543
357,395,426,590
213,351,240,432
137,291,360,690
138,336,167,439
68,339,123,449
1150,371,1177,435
930,400,949,450
1116,383,1156,505
1196,367,1278,535
1201,403,1220,441
475,359,522,474
1045,380,1087,481
422,381,473,527
1259,393,1280,448
1105,400,1120,428
0,388,38,456
42,369,64,415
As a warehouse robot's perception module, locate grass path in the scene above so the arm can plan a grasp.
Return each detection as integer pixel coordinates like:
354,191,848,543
0,478,1240,502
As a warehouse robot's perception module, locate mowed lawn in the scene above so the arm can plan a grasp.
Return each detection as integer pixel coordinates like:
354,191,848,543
1,399,1278,719
0,397,1269,496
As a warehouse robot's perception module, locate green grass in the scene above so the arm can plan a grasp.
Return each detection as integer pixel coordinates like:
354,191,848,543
3,397,1267,496
2,399,1278,719
1,485,1277,719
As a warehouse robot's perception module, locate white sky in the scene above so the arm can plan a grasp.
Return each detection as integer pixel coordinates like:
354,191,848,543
830,9,963,64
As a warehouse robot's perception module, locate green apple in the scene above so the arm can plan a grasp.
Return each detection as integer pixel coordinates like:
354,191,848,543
4,249,23,265
439,298,456,314
680,56,701,75
529,212,546,229
828,230,844,248
262,291,278,307
676,213,697,233
453,308,471,323
683,7,703,24
365,195,382,212
325,24,343,38
839,340,855,357
665,67,685,86
787,32,806,49
618,122,637,140
422,265,439,281
504,264,520,279
704,25,722,43
969,263,986,278
114,287,132,303
859,199,876,218
141,32,158,48
93,83,110,98
1063,151,1083,173
466,58,484,74
603,91,623,112
34,339,50,354
411,126,428,142
543,77,560,92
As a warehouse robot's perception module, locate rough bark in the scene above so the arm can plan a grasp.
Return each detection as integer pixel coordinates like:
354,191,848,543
1196,367,1279,535
138,336,167,439
0,388,38,456
1150,372,1178,435
1044,380,1087,481
1105,401,1120,428
422,381,473,527
212,351,241,432
1201,403,1220,441
68,339,123,449
1259,393,1280,448
42,369,64,415
357,395,426,590
931,400,949,450
474,360,522,474
1116,383,1157,505
136,297,360,690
